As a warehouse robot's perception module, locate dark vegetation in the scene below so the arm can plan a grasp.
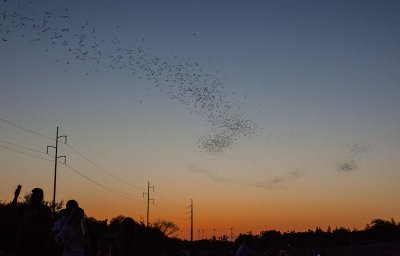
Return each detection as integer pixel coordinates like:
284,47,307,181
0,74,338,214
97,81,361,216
234,220,400,255
1,189,400,256
0,194,174,256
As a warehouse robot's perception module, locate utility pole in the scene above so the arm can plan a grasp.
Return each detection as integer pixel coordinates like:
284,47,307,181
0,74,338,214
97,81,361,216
187,199,194,241
143,181,154,227
230,227,233,242
190,199,193,242
47,126,67,214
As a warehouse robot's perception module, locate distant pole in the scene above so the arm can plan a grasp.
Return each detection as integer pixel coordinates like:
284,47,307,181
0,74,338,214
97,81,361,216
147,181,150,226
47,126,66,214
230,227,233,242
190,199,193,242
53,127,59,213
198,229,200,240
143,181,154,227
202,229,204,239
213,228,216,238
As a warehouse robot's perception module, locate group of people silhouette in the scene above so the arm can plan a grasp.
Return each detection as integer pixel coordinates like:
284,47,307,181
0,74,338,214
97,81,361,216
0,185,136,256
1,185,260,256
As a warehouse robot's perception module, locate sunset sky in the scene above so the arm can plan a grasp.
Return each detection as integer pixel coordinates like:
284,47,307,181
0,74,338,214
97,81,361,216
1,0,400,240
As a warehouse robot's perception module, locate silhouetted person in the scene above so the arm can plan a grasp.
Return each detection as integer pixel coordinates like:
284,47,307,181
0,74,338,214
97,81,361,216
16,188,52,256
0,185,22,255
53,208,68,256
11,185,22,206
54,200,79,235
110,217,136,256
54,200,81,256
67,200,79,211
56,207,86,256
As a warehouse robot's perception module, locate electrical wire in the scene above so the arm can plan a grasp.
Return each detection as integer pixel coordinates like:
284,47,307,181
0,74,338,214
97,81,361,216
0,117,145,193
0,117,54,141
0,143,52,162
154,191,187,209
65,142,144,190
0,118,188,213
0,119,144,197
62,163,144,203
153,203,189,221
0,137,48,154
0,142,144,203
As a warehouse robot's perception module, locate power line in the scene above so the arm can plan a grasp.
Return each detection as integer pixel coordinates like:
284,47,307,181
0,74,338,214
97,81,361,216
65,142,144,191
0,144,143,203
0,137,48,154
60,128,147,190
0,126,144,204
62,164,144,203
0,117,145,192
154,191,187,209
152,201,187,216
0,117,54,141
153,203,188,221
0,143,52,162
65,164,142,202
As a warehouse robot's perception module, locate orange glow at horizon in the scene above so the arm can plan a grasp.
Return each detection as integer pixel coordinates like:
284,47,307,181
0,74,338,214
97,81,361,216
1,144,400,242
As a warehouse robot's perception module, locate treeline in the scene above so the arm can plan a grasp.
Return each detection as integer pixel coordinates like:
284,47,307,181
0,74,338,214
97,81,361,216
234,219,400,253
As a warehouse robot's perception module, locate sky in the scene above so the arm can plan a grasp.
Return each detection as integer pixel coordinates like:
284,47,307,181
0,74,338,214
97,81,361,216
1,0,400,240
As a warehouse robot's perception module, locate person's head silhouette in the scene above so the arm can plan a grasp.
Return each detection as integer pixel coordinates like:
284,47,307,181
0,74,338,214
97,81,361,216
66,199,78,214
67,207,84,226
30,188,44,206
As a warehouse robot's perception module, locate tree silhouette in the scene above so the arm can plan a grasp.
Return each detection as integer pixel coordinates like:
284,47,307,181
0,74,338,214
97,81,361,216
152,219,180,237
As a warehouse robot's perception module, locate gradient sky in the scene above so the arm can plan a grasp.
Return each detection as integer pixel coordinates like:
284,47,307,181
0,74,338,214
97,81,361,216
1,0,400,240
